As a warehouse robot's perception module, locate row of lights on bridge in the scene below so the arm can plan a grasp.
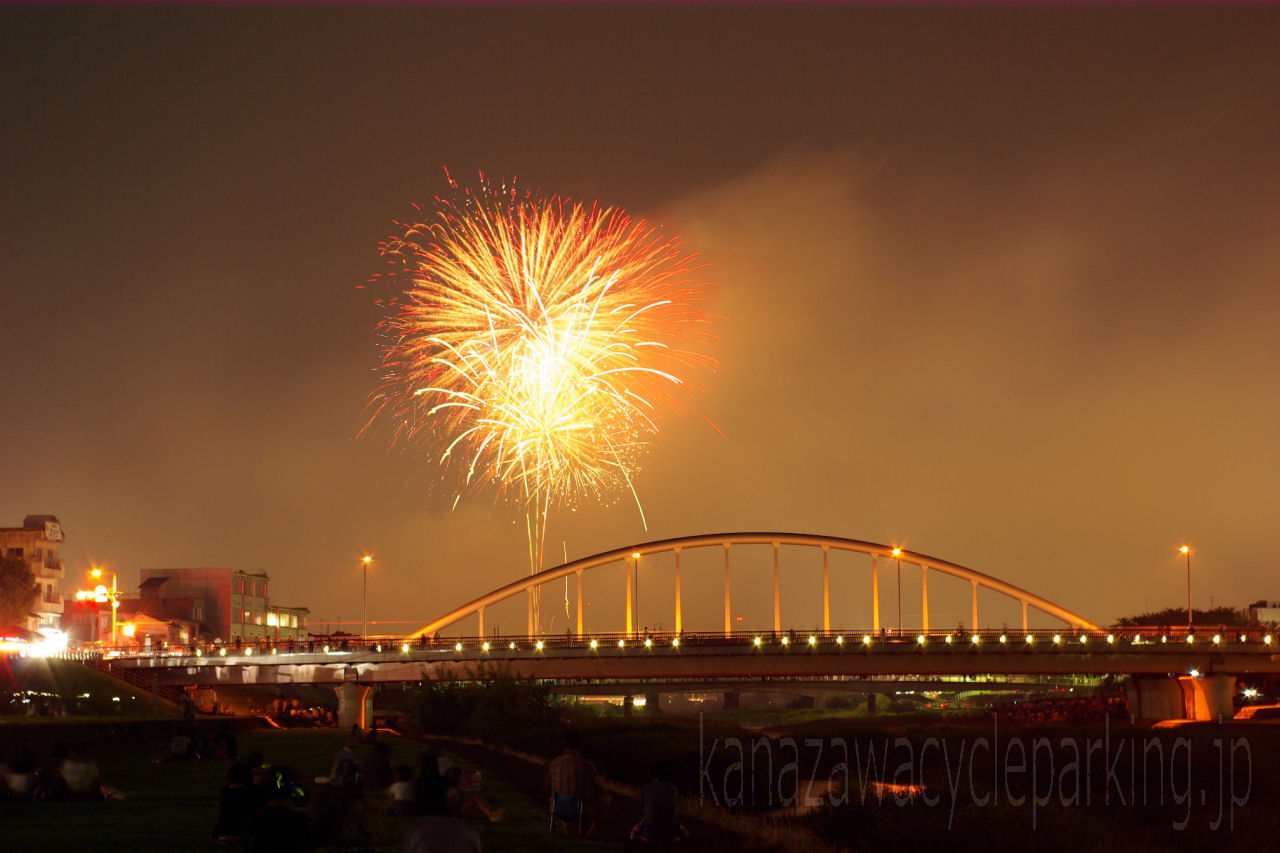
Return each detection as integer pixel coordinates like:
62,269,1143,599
423,632,1274,654
183,631,1274,657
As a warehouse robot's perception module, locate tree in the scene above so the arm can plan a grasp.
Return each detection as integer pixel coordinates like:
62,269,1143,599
0,552,39,627
1112,605,1247,627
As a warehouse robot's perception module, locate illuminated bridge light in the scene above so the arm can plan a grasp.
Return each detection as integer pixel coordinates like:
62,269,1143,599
375,644,382,653
1025,635,1034,645
780,636,790,646
672,638,680,647
808,635,817,646
1052,635,1061,645
916,635,926,645
535,640,544,651
1078,636,1087,644
644,638,653,648
482,642,490,652
999,635,1007,644
617,639,625,648
1189,668,1200,678
971,635,980,645
1107,634,1115,644
509,641,517,650
244,647,253,656
589,639,598,649
323,645,330,653
271,647,278,655
753,636,762,647
1266,635,1273,645
1212,635,1221,645
1186,635,1194,644
196,649,203,657
861,635,871,645
455,642,463,652
1161,636,1168,644
944,635,953,644
220,647,228,656
401,644,410,653
835,635,844,645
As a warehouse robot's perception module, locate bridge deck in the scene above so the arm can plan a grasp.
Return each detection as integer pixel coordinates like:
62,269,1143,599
74,629,1280,688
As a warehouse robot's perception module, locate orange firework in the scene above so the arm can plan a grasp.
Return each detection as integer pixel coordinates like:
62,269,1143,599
367,175,715,564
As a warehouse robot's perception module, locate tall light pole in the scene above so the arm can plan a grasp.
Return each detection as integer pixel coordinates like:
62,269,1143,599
1180,545,1192,631
892,548,903,634
362,556,372,641
90,567,118,646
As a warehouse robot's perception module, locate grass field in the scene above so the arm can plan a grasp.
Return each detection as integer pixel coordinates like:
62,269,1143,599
0,724,616,852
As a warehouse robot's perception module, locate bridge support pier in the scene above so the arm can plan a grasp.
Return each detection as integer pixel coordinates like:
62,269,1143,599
645,692,661,714
335,683,373,730
1188,674,1236,721
1124,675,1237,722
723,690,739,710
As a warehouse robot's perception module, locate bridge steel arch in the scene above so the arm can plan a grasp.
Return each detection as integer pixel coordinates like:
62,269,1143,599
409,532,1100,639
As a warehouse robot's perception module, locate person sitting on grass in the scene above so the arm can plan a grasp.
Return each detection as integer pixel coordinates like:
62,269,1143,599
630,761,688,843
444,765,504,823
59,743,104,802
211,761,267,844
242,767,313,853
386,764,417,816
412,753,449,816
402,815,482,853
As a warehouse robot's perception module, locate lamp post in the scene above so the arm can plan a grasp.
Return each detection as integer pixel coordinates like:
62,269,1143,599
90,567,118,646
892,548,903,634
1180,545,1192,631
362,556,372,642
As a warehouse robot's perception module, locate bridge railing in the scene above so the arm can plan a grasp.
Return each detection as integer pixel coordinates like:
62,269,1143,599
69,625,1277,665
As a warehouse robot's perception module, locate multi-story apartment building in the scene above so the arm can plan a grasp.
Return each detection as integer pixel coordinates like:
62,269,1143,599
0,514,67,634
136,567,308,642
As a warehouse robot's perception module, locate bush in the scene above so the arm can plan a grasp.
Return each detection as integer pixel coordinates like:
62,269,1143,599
409,665,563,748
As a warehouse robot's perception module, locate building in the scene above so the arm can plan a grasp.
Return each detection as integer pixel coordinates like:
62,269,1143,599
135,567,308,642
1249,601,1280,625
0,515,67,634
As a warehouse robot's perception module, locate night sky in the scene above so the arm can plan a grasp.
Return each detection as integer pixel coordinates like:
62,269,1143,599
3,5,1278,635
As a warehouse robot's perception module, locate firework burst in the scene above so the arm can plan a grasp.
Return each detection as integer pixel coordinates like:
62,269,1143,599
367,174,716,546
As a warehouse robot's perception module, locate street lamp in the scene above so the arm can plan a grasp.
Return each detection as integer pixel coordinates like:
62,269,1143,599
90,566,119,646
362,556,372,641
892,548,903,634
1180,545,1192,631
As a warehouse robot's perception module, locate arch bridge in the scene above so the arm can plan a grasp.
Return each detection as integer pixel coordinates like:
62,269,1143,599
411,532,1100,639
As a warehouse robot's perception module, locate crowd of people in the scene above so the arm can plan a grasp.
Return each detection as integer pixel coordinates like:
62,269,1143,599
207,727,506,851
261,698,339,728
2,713,692,850
994,693,1130,724
0,741,122,803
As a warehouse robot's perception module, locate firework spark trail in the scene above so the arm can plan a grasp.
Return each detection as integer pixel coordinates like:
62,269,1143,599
366,175,716,603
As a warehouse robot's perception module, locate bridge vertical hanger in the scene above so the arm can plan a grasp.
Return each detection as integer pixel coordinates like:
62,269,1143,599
674,548,683,634
626,556,635,637
478,606,485,638
921,563,929,632
971,579,979,630
527,589,534,637
723,544,731,638
576,570,584,637
773,542,781,633
1021,600,1028,633
821,546,830,633
871,554,880,632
